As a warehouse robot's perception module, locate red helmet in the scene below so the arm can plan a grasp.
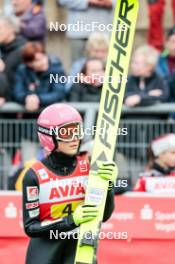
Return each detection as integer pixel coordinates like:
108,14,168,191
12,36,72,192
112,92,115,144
37,103,83,152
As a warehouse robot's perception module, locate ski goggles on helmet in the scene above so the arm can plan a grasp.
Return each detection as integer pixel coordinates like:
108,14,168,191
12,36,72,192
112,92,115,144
55,122,84,142
38,122,84,142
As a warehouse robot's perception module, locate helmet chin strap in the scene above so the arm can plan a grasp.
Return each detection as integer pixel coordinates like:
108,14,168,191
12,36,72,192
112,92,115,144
52,136,58,152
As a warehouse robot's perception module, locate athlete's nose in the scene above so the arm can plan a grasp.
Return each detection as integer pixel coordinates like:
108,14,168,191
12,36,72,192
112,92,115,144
72,135,79,142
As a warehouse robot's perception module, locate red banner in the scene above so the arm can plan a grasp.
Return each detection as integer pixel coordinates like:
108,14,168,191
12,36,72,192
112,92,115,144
102,193,175,239
0,192,25,237
1,192,175,264
1,191,175,239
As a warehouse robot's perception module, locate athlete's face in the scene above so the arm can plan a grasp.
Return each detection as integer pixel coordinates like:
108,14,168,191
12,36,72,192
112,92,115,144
57,137,80,156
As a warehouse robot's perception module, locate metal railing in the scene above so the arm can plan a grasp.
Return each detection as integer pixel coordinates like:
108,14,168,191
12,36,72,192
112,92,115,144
0,102,175,189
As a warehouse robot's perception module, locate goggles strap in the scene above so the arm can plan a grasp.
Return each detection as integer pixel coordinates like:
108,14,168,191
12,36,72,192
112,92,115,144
38,125,57,136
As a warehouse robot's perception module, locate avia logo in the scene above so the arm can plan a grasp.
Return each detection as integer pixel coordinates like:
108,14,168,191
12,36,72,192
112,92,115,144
154,182,175,190
49,184,85,200
146,177,175,192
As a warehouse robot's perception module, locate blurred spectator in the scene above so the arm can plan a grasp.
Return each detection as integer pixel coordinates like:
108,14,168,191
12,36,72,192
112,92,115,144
134,134,175,192
69,57,104,102
124,45,169,107
157,27,175,80
0,15,26,90
3,0,44,15
58,0,115,62
148,0,175,51
13,42,66,111
8,148,45,190
66,32,109,92
0,59,9,105
157,27,175,107
0,145,11,189
12,0,46,41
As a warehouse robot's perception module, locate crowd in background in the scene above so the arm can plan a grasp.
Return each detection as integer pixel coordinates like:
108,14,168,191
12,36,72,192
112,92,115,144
1,0,175,110
1,0,175,191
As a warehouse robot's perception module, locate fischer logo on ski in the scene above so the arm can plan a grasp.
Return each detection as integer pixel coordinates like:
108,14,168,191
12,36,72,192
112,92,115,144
74,1,139,263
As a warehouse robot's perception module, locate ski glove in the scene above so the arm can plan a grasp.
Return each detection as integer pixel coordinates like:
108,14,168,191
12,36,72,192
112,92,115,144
73,204,99,226
97,161,118,190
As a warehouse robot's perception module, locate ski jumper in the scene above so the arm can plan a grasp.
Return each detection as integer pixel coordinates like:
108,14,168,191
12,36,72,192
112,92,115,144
23,151,115,264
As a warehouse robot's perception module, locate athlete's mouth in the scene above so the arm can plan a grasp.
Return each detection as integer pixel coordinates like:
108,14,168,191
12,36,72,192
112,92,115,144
70,144,78,148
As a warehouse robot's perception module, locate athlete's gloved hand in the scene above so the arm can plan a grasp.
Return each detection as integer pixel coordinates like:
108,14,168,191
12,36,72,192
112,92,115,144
73,204,99,226
97,161,118,190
